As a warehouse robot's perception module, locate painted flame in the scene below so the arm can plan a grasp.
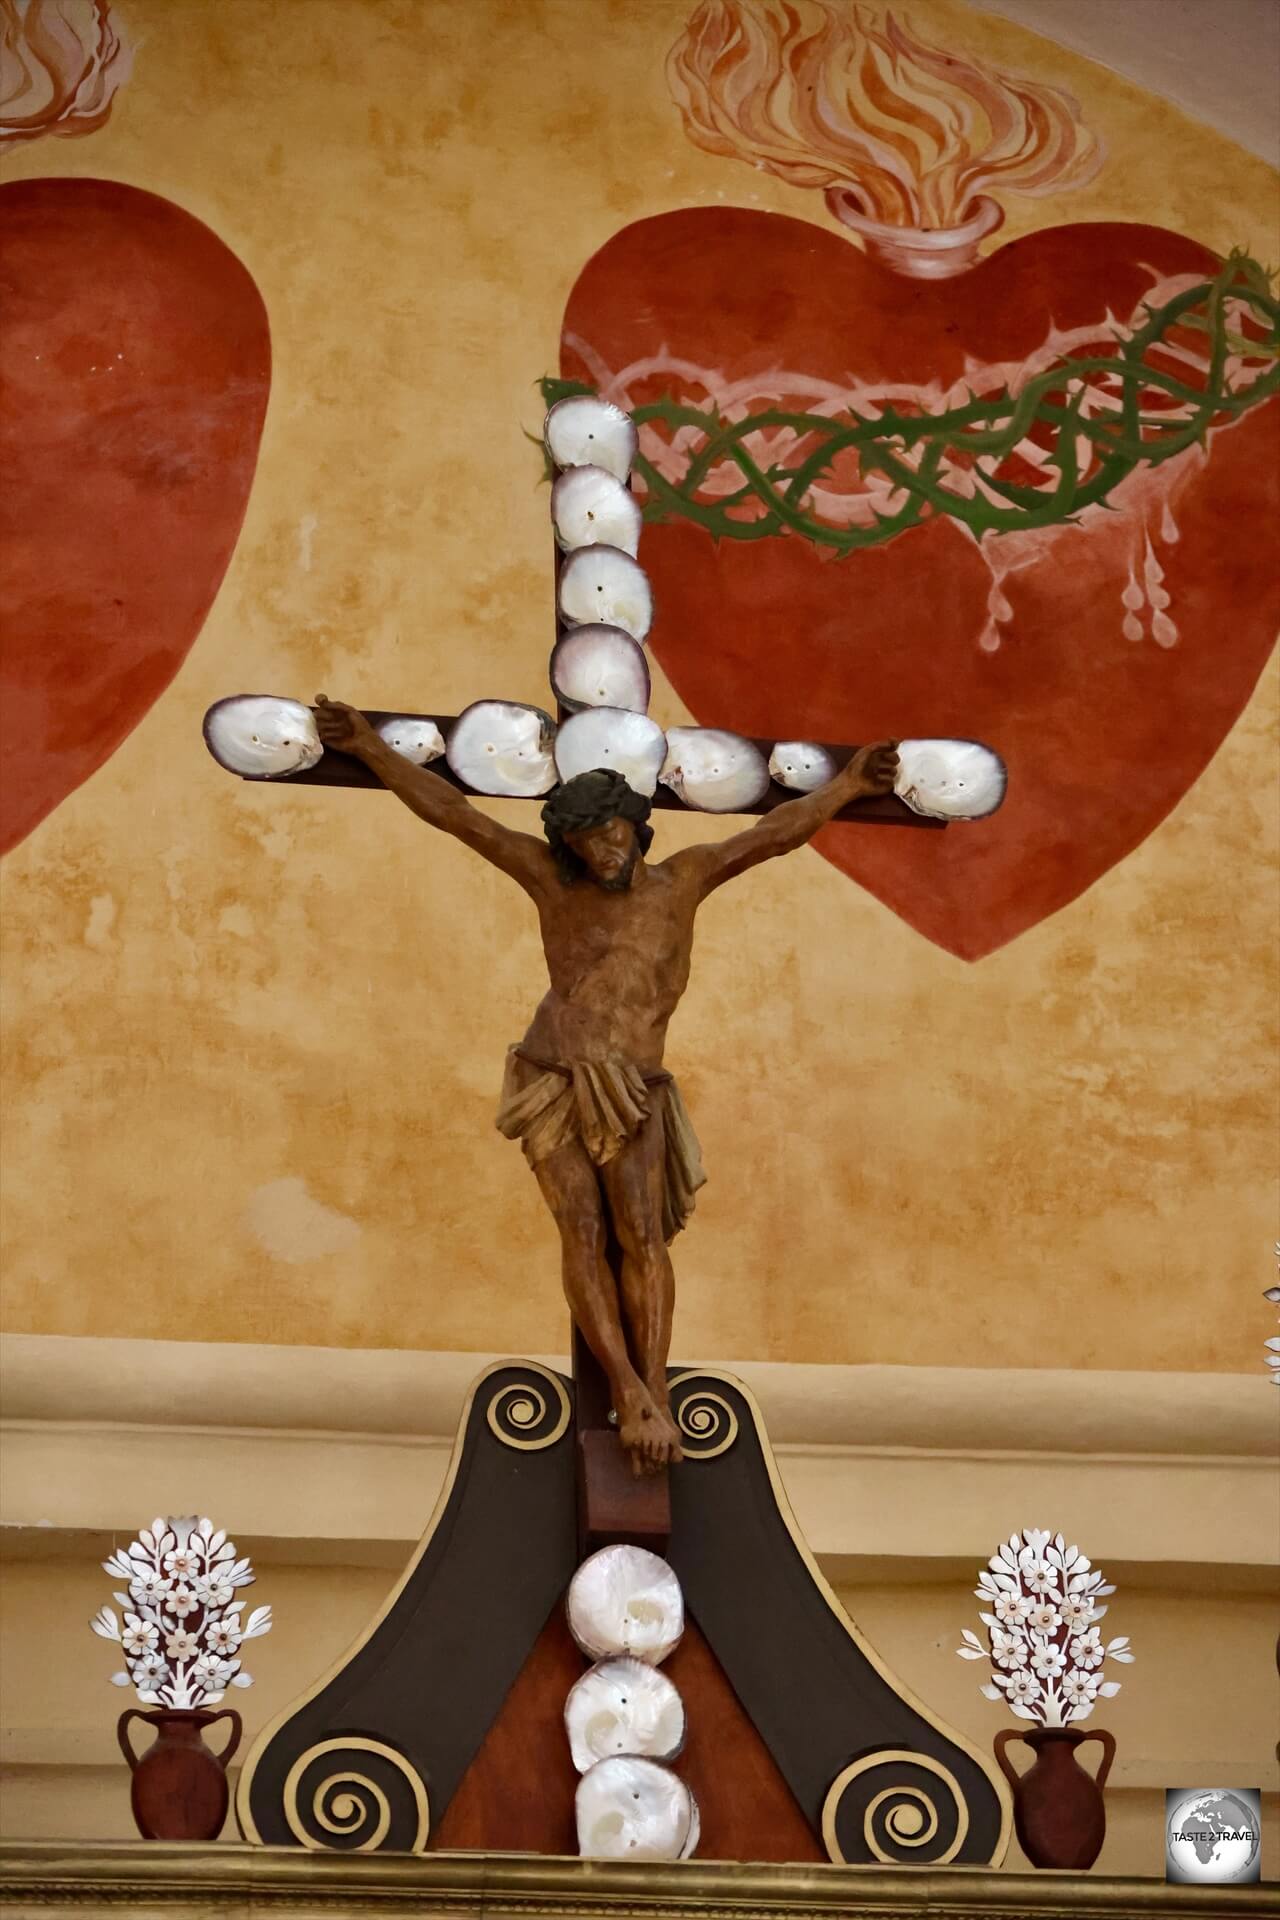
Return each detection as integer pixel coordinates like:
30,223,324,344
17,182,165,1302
0,0,132,147
668,0,1101,228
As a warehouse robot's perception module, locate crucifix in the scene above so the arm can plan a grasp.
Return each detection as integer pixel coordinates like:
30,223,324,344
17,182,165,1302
204,394,1003,1531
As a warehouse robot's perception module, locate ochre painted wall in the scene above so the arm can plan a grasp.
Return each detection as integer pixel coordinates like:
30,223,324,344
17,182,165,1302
1,0,1275,1369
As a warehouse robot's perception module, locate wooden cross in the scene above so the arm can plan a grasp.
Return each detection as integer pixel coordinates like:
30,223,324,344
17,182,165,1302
207,396,993,1551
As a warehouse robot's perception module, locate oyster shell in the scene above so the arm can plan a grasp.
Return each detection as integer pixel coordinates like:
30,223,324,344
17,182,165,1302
203,696,323,779
446,700,557,798
550,627,651,715
551,466,642,557
575,1756,696,1862
557,546,653,643
554,709,667,800
544,395,637,482
566,1544,683,1664
564,1657,685,1774
768,740,837,793
895,738,1007,820
661,727,771,813
376,716,445,765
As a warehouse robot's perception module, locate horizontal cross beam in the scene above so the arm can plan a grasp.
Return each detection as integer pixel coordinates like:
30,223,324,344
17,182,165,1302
270,709,944,830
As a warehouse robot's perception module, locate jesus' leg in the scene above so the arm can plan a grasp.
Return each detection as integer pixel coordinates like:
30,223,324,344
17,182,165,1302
531,1137,674,1473
599,1102,683,1467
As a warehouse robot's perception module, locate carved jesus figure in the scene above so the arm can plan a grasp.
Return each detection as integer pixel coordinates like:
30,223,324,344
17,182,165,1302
315,697,898,1473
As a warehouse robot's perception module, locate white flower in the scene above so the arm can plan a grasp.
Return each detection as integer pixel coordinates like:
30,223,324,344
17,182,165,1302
1026,1600,1061,1634
194,1575,234,1608
1060,1670,1099,1708
204,1619,241,1656
1020,1557,1061,1599
134,1653,167,1683
1059,1595,1096,1634
129,1568,171,1604
997,1668,1042,1707
167,1585,199,1619
121,1616,159,1657
993,1590,1032,1627
1030,1638,1066,1679
1069,1628,1105,1670
165,1629,199,1660
989,1628,1027,1670
193,1654,236,1688
164,1546,202,1580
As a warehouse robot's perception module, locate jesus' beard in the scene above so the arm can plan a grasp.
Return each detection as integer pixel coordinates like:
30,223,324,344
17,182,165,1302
594,848,640,893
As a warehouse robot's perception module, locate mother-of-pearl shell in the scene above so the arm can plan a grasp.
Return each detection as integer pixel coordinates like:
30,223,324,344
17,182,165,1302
894,738,1006,819
551,466,642,557
564,1657,685,1773
550,626,651,715
575,1755,697,1861
376,716,445,765
203,695,323,779
557,546,653,643
446,700,557,798
661,726,771,813
544,395,638,482
554,709,667,800
768,740,837,793
566,1544,683,1665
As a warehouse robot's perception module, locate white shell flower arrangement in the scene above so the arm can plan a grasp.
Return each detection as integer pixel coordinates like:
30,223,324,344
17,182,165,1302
957,1528,1133,1724
90,1516,271,1708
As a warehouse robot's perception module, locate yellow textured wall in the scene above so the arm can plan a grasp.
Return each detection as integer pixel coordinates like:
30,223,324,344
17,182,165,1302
1,0,1275,1369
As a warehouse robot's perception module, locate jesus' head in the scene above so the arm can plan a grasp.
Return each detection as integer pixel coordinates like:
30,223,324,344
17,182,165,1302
541,768,654,891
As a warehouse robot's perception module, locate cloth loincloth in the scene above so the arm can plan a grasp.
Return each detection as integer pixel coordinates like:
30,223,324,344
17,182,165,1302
496,1046,706,1243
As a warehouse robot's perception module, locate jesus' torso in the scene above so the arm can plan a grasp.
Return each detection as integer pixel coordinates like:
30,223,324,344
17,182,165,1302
520,855,698,1072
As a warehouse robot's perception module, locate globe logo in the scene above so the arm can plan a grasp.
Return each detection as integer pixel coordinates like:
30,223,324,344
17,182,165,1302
1165,1788,1261,1884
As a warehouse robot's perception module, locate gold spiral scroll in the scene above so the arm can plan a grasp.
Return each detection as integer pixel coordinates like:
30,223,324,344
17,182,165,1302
667,1374,740,1460
283,1738,430,1853
822,1750,969,1866
485,1367,571,1451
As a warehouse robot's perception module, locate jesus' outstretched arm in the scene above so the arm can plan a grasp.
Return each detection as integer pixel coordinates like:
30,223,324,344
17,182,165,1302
312,696,549,896
670,740,900,896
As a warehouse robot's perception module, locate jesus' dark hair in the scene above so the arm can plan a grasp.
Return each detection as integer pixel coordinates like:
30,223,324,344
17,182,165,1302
541,768,655,884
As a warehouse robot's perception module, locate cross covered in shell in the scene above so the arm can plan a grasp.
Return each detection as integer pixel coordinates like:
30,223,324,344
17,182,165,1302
204,396,1005,1484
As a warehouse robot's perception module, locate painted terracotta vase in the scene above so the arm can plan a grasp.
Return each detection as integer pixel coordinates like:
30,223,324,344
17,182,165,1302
994,1725,1115,1869
117,1707,242,1841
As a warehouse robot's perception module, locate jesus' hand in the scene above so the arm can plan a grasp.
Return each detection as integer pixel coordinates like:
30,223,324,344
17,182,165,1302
845,739,899,797
313,695,377,758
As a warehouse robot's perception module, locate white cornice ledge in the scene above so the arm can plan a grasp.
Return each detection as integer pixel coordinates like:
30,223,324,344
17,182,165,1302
1,1332,1273,1456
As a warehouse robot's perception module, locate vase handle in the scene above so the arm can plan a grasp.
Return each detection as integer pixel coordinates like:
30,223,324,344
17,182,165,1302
204,1708,243,1766
116,1709,149,1772
1075,1727,1116,1792
992,1727,1027,1787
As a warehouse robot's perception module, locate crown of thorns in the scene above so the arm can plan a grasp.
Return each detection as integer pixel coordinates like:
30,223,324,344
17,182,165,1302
541,768,654,880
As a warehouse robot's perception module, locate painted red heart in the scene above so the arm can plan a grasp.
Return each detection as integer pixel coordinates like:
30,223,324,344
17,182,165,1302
0,178,270,855
561,209,1278,958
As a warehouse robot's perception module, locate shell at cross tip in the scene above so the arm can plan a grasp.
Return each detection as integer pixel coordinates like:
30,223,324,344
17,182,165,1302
661,727,771,813
551,466,642,557
566,1544,684,1664
551,627,651,715
544,395,638,482
446,700,557,798
575,1756,696,1862
894,738,1007,820
376,716,445,766
203,696,323,779
554,709,667,800
564,1658,686,1775
769,740,837,794
557,546,653,643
